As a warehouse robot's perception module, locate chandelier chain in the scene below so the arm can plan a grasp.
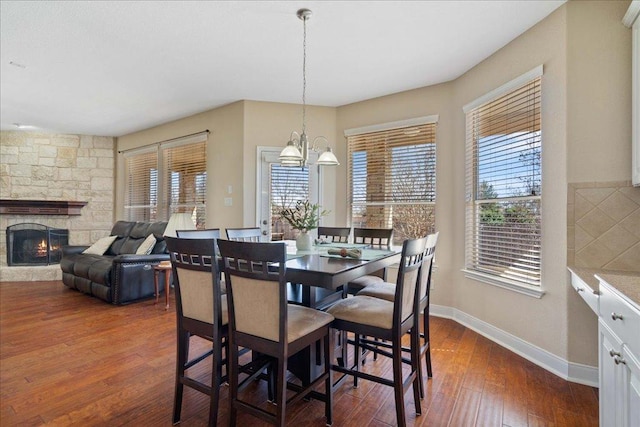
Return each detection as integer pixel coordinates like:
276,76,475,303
302,14,307,134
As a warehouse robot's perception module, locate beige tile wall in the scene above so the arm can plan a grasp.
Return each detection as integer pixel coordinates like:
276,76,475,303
568,181,640,271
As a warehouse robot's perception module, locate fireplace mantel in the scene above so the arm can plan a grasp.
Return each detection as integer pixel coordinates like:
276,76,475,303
0,200,88,216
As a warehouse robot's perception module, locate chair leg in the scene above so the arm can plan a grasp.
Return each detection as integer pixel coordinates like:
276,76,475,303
209,342,222,426
228,342,239,427
392,338,407,427
276,356,287,427
423,309,433,378
353,334,361,388
324,333,333,426
173,329,188,424
411,326,422,416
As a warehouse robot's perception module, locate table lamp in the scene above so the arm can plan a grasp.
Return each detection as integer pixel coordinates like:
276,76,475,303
164,212,195,237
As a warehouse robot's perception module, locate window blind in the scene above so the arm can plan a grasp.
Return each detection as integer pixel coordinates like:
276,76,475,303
162,141,207,226
124,149,158,222
348,122,437,243
465,76,541,287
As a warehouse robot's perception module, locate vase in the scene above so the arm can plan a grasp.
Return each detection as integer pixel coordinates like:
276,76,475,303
296,231,313,251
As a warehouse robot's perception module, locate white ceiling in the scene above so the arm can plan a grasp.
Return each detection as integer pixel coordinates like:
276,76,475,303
0,1,565,137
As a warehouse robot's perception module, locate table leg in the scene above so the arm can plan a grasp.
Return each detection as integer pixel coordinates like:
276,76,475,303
164,269,171,310
154,270,159,305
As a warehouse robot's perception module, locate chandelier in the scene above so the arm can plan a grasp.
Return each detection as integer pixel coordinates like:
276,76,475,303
279,8,339,167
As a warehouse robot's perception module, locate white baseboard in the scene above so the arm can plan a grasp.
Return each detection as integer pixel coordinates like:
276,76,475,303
430,304,598,387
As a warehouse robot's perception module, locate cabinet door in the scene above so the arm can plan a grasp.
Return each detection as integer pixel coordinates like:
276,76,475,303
622,347,640,427
600,320,624,427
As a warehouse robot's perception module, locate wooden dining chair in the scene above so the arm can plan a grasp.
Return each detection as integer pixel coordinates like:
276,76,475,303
357,232,438,398
225,227,262,242
345,227,394,295
176,228,221,239
327,236,427,427
217,239,334,427
317,226,350,243
165,236,227,426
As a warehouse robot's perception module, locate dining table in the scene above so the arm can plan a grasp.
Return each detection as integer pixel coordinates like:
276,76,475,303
281,241,401,386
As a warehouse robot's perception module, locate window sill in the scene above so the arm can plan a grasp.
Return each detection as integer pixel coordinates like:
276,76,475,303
462,269,545,299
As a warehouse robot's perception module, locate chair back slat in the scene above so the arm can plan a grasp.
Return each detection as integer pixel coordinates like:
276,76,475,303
317,226,351,243
419,232,439,300
225,227,262,242
354,228,393,249
217,240,287,343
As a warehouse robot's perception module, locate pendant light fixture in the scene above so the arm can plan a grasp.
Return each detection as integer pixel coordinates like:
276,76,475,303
279,8,339,167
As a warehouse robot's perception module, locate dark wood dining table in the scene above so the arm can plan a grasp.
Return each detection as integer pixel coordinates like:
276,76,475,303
282,242,401,385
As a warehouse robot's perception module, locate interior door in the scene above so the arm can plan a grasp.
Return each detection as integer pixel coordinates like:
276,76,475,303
257,147,319,240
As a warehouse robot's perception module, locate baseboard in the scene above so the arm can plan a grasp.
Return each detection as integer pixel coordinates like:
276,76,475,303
430,304,599,387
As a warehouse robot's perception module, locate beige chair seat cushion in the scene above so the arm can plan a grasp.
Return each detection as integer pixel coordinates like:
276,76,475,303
348,274,384,288
287,305,334,343
327,295,393,330
356,281,395,302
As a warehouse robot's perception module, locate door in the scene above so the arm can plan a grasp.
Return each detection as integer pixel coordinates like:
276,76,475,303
257,147,319,241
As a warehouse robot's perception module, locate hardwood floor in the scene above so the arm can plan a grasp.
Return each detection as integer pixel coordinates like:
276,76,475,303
1,281,598,426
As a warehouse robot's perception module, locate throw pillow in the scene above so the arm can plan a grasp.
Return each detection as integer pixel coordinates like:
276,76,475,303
135,234,156,255
83,235,118,255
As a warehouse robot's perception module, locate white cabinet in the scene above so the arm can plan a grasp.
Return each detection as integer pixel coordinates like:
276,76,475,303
597,279,640,427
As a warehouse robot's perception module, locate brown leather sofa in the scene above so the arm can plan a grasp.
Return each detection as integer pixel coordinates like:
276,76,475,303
60,220,169,304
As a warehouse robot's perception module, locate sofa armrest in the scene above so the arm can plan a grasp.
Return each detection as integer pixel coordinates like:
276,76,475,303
62,245,89,256
111,253,171,305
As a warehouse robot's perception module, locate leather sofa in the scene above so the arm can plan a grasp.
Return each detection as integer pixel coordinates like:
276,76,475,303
61,220,169,305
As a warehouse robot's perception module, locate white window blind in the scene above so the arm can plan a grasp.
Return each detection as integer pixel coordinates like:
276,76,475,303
162,141,207,226
465,75,542,288
270,164,310,240
123,132,208,226
347,121,437,244
124,149,158,222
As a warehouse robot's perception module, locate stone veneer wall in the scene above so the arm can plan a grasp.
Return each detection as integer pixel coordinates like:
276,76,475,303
0,131,115,281
567,181,640,271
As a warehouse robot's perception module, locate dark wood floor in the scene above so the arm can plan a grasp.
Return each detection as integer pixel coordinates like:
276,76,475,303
1,281,598,426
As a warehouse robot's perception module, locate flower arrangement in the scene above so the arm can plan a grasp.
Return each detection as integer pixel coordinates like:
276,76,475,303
280,200,329,233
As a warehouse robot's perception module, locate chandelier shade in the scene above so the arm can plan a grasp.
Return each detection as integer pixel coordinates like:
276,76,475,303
279,8,339,168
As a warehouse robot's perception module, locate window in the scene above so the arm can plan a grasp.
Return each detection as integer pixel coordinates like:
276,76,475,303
124,132,208,227
270,164,310,240
346,117,437,245
464,66,542,294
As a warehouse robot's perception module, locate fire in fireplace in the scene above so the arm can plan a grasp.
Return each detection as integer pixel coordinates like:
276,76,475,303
6,223,69,266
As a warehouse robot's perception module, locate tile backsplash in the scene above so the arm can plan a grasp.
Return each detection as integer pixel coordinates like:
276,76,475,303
568,181,640,271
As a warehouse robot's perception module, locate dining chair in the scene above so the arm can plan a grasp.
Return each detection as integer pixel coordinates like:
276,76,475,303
345,227,394,295
327,236,427,427
317,226,350,243
217,239,334,427
165,236,228,426
225,227,262,242
176,228,221,239
357,232,438,398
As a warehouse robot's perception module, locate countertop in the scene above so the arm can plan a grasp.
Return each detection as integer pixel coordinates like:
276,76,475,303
568,266,640,309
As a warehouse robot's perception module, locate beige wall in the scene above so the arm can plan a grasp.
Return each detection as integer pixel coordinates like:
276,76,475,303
116,102,245,229
112,0,633,370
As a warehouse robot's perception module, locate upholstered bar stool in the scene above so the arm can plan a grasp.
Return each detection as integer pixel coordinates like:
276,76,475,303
357,232,438,397
217,239,334,427
345,228,393,295
328,236,427,427
225,227,262,242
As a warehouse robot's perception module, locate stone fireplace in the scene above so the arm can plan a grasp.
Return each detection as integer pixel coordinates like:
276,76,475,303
0,131,115,282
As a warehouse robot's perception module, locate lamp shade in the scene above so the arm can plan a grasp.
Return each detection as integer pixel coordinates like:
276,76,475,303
279,141,303,162
164,212,196,237
317,147,340,166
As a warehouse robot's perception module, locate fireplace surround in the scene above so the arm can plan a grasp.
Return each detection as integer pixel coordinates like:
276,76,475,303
6,223,69,266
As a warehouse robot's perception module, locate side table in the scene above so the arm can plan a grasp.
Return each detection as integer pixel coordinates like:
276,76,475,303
154,261,173,310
